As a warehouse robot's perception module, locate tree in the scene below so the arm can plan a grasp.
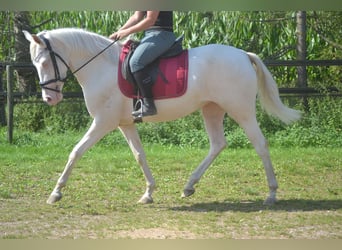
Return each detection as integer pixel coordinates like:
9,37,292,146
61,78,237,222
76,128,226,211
296,11,309,111
13,11,36,93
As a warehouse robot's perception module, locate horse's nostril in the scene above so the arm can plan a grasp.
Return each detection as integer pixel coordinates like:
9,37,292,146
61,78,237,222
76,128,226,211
45,97,52,103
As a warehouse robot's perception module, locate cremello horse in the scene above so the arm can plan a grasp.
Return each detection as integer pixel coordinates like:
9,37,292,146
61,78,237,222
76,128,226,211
24,28,301,205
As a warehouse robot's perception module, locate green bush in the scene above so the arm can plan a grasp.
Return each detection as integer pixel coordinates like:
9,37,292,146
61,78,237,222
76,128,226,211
43,101,91,133
13,95,341,148
13,97,49,132
14,97,91,133
12,92,341,148
270,97,342,147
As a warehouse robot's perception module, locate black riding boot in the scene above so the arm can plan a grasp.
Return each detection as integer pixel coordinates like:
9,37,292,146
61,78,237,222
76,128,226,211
131,69,157,118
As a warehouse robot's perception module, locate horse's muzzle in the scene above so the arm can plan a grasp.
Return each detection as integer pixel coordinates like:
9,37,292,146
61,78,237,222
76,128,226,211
42,91,63,106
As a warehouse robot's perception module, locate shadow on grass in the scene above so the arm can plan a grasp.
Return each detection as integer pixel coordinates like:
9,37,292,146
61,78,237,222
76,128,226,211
170,199,342,213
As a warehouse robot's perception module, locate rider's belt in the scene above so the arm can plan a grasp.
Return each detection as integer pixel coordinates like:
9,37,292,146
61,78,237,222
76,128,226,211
146,26,173,32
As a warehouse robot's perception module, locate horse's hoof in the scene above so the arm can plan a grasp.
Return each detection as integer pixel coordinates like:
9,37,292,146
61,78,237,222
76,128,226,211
47,192,62,204
181,188,195,198
138,196,153,204
263,197,277,206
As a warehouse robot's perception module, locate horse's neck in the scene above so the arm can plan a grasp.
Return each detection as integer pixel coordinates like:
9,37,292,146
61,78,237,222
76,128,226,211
73,54,117,89
62,32,119,88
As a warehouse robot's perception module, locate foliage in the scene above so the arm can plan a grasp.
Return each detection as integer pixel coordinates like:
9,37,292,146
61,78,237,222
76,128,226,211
2,11,340,87
11,94,341,148
270,97,342,147
13,97,49,132
13,97,91,133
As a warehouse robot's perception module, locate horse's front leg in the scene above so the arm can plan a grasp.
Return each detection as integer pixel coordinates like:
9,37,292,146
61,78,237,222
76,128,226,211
47,120,113,204
119,125,155,204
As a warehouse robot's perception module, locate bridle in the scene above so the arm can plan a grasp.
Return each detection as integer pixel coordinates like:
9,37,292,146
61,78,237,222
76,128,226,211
38,36,70,92
38,35,117,93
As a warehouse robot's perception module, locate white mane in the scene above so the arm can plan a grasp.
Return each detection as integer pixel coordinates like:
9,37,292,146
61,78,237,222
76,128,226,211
38,28,119,61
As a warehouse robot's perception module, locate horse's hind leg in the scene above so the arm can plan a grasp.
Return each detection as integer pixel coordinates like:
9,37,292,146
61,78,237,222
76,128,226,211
238,117,278,205
182,102,227,198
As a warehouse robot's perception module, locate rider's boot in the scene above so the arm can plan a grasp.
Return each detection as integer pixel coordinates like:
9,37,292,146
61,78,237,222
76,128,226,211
131,69,157,118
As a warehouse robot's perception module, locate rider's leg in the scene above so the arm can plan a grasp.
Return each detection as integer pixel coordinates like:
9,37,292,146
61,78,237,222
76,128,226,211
131,69,157,118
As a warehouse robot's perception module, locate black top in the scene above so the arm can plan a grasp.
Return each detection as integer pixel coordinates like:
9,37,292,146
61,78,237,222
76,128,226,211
154,11,173,28
145,11,173,32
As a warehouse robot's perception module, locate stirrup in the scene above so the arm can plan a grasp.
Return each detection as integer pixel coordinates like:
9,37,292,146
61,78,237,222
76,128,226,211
132,99,143,123
132,108,157,123
131,107,157,118
132,96,157,122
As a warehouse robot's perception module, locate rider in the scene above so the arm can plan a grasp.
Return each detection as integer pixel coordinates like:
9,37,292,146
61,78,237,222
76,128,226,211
109,11,176,118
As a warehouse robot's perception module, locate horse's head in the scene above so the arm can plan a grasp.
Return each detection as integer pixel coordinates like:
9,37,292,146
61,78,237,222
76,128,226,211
23,30,67,105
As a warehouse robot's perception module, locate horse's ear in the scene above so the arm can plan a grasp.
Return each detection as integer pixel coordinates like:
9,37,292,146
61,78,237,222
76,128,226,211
23,30,43,45
23,30,33,42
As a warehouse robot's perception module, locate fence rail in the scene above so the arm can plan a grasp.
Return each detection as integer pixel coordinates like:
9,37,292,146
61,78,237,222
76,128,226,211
264,59,342,67
1,60,341,143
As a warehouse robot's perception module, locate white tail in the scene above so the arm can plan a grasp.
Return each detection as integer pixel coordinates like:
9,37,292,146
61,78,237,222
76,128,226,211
247,52,301,124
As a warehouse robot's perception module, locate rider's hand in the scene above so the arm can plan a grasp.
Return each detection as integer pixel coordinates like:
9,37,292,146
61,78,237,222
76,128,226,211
109,29,129,40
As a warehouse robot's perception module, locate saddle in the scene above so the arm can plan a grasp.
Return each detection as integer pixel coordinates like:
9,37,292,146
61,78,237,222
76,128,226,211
118,35,189,100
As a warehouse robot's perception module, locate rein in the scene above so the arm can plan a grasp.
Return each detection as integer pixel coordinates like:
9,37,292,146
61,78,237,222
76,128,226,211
39,35,118,93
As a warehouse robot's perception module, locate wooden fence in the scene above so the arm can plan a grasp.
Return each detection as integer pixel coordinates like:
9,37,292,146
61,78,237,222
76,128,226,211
1,60,341,143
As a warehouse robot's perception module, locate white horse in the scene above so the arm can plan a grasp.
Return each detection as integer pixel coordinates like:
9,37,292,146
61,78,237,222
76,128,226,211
23,28,301,205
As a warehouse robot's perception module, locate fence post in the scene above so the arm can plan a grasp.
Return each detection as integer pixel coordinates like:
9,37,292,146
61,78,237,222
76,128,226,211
6,65,14,143
296,11,309,111
0,64,6,126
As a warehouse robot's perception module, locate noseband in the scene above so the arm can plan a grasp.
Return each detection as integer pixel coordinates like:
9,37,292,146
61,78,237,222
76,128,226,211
38,35,118,93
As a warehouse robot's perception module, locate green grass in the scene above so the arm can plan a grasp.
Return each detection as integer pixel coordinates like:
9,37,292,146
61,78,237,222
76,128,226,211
0,131,341,239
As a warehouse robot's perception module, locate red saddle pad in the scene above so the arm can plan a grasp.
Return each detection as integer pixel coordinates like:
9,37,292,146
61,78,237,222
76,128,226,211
118,41,188,100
